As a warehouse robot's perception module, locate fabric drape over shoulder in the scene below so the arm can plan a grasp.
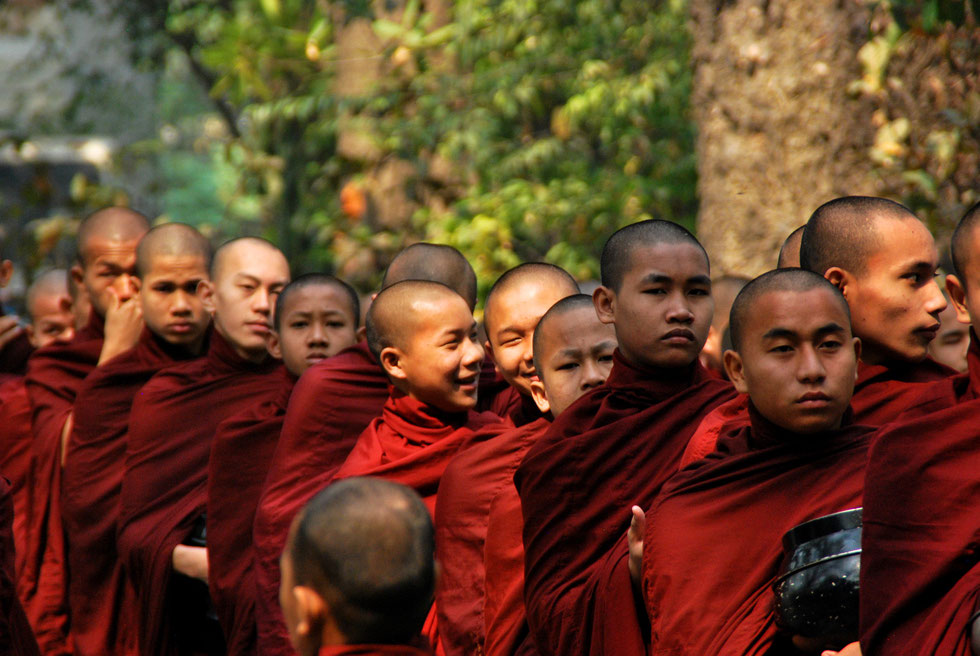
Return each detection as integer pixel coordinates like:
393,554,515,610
117,331,281,656
514,351,736,656
642,406,873,656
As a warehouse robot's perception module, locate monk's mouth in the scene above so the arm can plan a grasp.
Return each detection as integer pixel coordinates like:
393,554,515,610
662,329,695,344
796,392,832,406
168,323,194,334
246,322,271,334
915,325,940,341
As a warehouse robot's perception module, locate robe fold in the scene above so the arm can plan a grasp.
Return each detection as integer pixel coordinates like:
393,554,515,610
514,350,736,656
21,311,105,655
860,333,980,655
680,356,954,467
316,645,433,656
435,417,548,656
62,327,204,656
0,477,40,656
0,377,33,577
207,368,295,656
0,307,33,376
642,405,873,655
117,331,282,656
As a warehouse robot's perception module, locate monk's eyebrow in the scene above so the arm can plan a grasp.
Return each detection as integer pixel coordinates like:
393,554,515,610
591,339,618,354
554,347,585,359
813,322,847,337
640,273,673,284
761,327,798,341
233,273,261,284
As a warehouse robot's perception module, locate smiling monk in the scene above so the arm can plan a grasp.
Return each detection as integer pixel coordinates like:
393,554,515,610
514,220,737,656
117,237,289,656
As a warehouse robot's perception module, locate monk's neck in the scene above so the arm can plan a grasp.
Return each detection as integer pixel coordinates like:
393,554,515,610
213,325,270,365
747,401,846,449
607,349,698,393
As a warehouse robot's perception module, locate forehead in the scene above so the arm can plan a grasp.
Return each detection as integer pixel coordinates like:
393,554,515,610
30,291,70,318
622,241,709,282
217,243,289,282
864,217,937,270
744,288,850,338
281,285,354,318
410,295,473,337
487,279,572,327
537,306,614,356
143,254,208,279
82,234,141,264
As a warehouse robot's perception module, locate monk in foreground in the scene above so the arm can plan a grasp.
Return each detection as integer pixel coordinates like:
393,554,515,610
207,273,360,655
640,268,870,655
514,219,736,656
280,477,435,656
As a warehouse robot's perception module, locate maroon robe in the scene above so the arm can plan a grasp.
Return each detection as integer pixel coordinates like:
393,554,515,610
117,331,282,656
206,368,295,656
21,311,104,655
514,350,736,656
0,377,33,577
0,477,40,656
317,645,433,656
435,417,548,656
642,405,873,655
62,327,204,656
860,334,980,655
0,307,33,376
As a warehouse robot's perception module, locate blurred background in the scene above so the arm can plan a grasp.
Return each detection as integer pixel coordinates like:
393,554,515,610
0,0,977,307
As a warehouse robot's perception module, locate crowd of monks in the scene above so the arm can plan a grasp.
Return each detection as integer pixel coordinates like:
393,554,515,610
0,194,979,656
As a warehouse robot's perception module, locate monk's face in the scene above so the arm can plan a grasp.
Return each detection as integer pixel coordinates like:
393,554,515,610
270,285,359,377
72,234,143,319
390,295,484,412
206,243,290,362
726,288,860,434
530,306,617,417
927,299,969,372
27,292,74,348
840,218,945,365
485,280,574,398
595,242,712,370
140,254,210,351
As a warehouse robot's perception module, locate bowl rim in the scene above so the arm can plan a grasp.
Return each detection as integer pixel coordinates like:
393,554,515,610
781,507,863,551
772,548,862,592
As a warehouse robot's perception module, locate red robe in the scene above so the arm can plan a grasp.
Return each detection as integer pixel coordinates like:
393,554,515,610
0,377,33,578
435,417,548,656
62,328,204,656
317,645,433,656
21,311,105,655
117,331,282,656
0,477,40,656
0,307,33,376
860,334,980,655
641,405,873,655
513,351,736,656
680,357,955,467
206,368,295,656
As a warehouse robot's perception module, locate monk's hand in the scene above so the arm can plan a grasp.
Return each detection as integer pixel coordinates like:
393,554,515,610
821,642,862,656
172,544,209,583
0,315,23,351
99,287,143,365
627,505,646,589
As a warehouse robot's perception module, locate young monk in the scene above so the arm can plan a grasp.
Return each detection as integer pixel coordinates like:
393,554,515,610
513,220,737,656
21,206,149,655
859,200,980,655
698,275,749,375
252,243,498,656
207,273,360,656
482,294,618,656
24,269,75,349
62,223,212,656
639,268,871,655
117,236,289,656
682,196,952,466
280,477,436,656
435,264,579,655
777,225,805,268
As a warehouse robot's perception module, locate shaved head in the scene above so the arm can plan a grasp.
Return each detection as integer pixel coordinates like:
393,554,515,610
211,237,286,282
274,273,360,331
484,263,579,334
286,477,434,645
800,196,918,276
381,243,478,311
600,220,708,292
135,223,211,278
366,280,465,360
729,269,850,352
777,225,805,269
26,269,70,319
26,269,74,347
950,201,980,280
532,294,597,373
75,207,150,266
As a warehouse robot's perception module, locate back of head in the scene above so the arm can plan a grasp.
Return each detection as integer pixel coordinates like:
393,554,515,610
800,196,917,276
382,243,478,310
289,477,435,645
75,206,151,266
274,273,360,332
777,225,806,269
950,201,980,280
135,223,212,278
600,219,708,291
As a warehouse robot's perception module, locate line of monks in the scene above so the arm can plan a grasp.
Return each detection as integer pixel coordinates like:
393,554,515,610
0,194,978,656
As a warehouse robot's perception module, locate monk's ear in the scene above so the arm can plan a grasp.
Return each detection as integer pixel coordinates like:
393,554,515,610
593,286,616,325
356,325,367,342
69,264,84,290
851,337,862,381
266,330,283,360
530,378,550,415
379,346,408,382
292,585,327,642
723,349,748,394
946,274,972,325
823,267,851,298
198,280,216,314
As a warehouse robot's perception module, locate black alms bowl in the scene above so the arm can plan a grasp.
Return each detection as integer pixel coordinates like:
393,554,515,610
772,508,862,643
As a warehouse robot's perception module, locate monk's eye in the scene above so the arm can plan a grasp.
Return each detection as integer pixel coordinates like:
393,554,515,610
327,321,346,328
769,345,793,354
291,320,309,329
239,284,256,293
819,340,843,350
556,361,579,371
643,288,667,295
598,354,614,363
688,288,709,296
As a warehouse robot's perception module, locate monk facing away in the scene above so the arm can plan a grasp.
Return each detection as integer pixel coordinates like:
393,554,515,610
482,294,617,656
117,236,289,656
207,273,360,656
22,206,149,655
860,200,980,655
280,477,436,656
434,263,579,656
640,268,871,656
514,219,737,656
62,223,212,656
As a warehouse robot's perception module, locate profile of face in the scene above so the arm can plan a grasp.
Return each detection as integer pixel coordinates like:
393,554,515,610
831,218,946,365
486,280,575,397
71,234,143,319
139,255,211,351
725,288,861,434
202,242,290,362
530,305,617,417
268,285,359,377
380,294,484,413
594,242,713,370
27,292,75,348
927,297,969,372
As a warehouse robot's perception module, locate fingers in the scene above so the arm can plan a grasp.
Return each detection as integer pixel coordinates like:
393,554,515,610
629,505,646,536
0,315,23,349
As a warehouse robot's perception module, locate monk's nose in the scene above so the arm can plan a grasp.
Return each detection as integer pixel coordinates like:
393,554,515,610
308,323,327,345
797,347,826,383
581,360,606,389
923,278,947,317
114,273,137,301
